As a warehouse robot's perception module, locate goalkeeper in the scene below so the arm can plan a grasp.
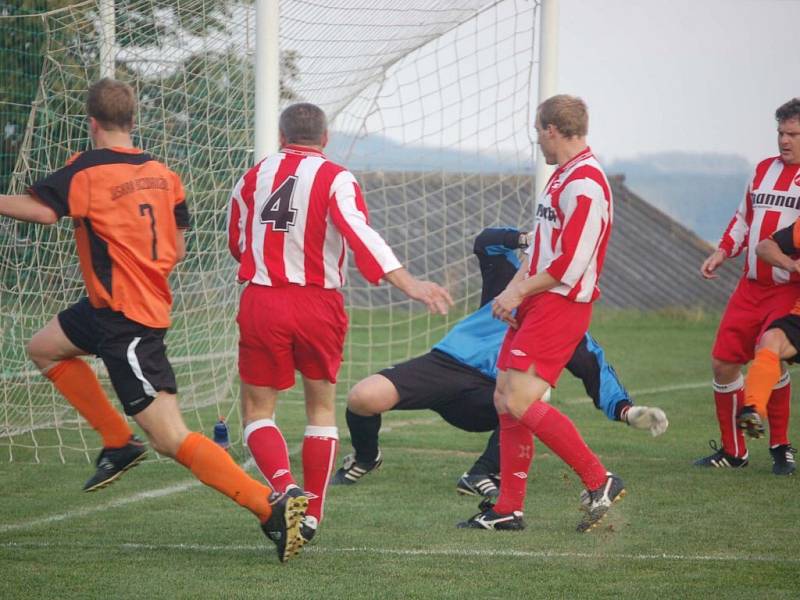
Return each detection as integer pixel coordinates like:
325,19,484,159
332,227,668,496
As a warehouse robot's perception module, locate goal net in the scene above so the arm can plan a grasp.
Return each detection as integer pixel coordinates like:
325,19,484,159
0,0,537,462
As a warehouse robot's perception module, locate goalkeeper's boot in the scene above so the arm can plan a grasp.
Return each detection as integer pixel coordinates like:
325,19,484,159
577,472,626,533
769,444,797,476
456,472,500,499
457,499,525,531
83,435,147,492
330,450,382,485
261,487,308,563
736,406,765,439
693,440,748,468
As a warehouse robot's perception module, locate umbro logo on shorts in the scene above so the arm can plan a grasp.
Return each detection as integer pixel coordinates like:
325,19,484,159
510,349,527,357
513,471,528,479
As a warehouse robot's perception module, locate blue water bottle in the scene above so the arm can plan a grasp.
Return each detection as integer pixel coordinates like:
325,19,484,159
213,417,230,450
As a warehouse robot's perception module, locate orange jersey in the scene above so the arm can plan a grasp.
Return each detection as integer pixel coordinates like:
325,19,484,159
30,147,190,327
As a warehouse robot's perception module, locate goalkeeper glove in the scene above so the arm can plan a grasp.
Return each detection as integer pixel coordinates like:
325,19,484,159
625,406,669,437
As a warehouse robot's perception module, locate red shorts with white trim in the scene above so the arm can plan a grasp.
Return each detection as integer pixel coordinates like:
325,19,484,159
496,292,592,386
712,278,800,364
237,284,348,389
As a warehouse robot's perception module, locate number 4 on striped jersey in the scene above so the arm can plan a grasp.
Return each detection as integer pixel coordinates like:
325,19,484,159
260,175,298,231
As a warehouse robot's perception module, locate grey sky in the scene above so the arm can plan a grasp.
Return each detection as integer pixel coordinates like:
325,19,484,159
559,0,800,165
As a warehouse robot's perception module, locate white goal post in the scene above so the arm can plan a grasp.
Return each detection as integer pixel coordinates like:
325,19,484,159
0,0,542,462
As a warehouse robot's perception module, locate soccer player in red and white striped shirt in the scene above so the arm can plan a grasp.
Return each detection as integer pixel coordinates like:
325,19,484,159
227,103,452,549
459,95,624,533
696,98,800,472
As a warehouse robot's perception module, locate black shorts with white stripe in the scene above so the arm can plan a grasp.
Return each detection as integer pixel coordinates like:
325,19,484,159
58,297,177,415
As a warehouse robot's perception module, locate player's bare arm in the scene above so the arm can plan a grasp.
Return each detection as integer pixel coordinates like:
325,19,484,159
176,229,187,262
0,193,58,224
384,267,453,315
700,248,726,279
755,238,800,274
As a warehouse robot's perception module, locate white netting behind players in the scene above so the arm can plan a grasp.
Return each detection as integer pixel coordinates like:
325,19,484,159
0,0,537,462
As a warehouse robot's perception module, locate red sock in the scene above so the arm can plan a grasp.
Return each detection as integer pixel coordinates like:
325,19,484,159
519,400,607,491
493,413,534,514
46,359,132,448
768,373,791,447
302,426,339,523
244,419,297,493
713,376,747,458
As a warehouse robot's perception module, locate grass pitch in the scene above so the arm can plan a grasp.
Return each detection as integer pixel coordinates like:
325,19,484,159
1,310,800,599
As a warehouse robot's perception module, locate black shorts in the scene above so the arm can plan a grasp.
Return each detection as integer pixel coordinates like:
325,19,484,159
378,350,497,432
767,314,800,364
58,298,177,415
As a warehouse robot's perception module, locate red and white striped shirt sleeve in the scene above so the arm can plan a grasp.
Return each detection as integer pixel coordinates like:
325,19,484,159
226,176,248,263
546,177,608,286
717,182,751,258
328,170,402,284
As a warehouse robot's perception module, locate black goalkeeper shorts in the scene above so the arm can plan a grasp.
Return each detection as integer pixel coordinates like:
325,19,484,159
378,350,497,432
58,298,177,415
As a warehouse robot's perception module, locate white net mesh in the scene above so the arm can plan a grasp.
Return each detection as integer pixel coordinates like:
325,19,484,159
0,0,537,462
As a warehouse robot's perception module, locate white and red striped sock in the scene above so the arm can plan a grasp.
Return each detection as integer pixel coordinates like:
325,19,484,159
302,426,339,524
713,376,747,458
244,418,297,493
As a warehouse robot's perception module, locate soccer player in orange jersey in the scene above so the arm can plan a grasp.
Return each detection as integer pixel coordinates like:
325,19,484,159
697,98,800,474
0,78,306,562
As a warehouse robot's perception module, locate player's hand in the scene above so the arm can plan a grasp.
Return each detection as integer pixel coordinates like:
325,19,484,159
736,405,766,439
406,280,453,315
492,283,524,328
700,249,726,279
625,406,669,437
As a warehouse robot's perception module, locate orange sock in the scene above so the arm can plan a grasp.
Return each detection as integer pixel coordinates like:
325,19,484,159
745,349,781,417
46,358,132,448
176,432,273,522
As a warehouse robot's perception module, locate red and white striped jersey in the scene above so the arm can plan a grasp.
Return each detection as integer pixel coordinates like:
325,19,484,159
718,157,800,285
227,145,402,288
526,147,612,303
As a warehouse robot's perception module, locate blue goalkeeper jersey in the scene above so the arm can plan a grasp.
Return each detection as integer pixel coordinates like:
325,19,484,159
432,227,629,420
433,303,507,380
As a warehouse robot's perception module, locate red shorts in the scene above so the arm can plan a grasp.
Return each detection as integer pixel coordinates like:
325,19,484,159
237,284,348,389
713,278,800,364
497,292,593,386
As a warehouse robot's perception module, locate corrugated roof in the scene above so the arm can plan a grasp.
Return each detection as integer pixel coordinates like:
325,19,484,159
344,171,739,310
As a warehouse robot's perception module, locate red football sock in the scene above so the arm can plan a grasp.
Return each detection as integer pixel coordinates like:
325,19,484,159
46,359,132,448
520,400,607,491
244,419,297,493
493,413,534,515
302,426,339,523
767,372,791,447
713,376,747,458
176,432,273,522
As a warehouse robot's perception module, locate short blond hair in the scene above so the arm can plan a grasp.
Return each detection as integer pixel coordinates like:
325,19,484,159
86,78,136,131
537,94,588,138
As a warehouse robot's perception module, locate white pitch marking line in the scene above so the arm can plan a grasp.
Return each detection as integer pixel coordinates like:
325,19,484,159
0,378,720,534
0,540,798,565
0,457,255,534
